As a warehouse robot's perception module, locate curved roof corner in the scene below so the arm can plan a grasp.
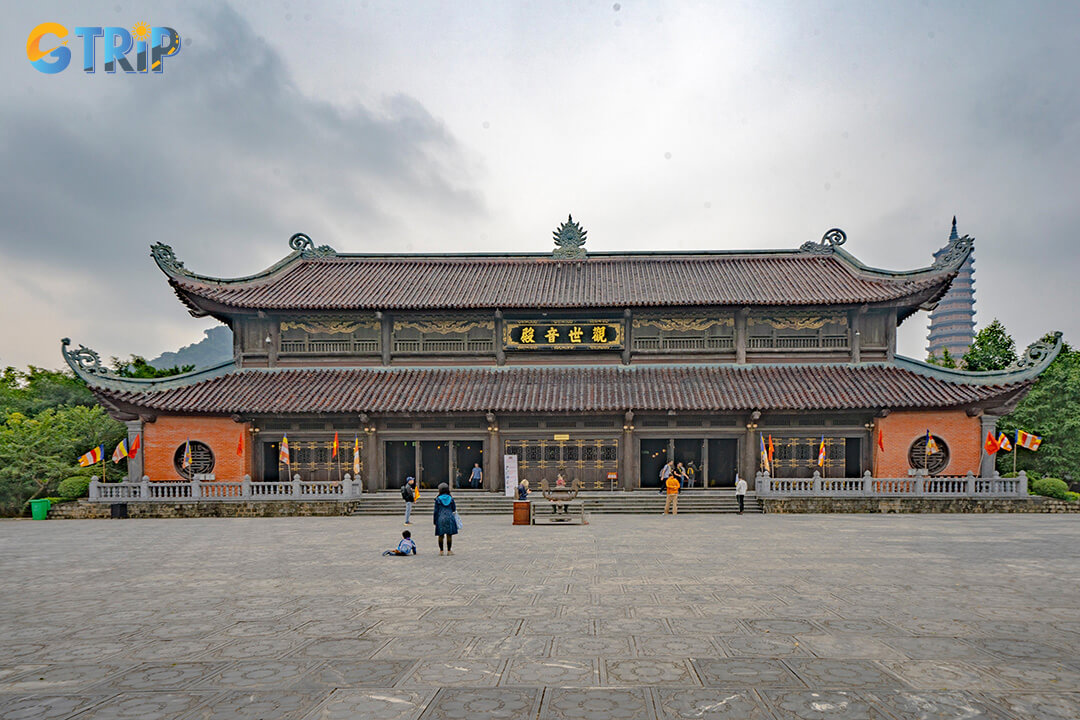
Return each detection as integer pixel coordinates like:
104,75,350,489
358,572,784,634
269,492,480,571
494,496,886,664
61,337,236,393
894,331,1063,386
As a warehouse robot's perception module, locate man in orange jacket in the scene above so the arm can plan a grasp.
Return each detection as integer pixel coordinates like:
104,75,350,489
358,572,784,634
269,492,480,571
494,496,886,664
664,471,680,515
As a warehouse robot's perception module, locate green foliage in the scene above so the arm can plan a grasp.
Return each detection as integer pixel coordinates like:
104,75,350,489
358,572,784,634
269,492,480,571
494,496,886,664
57,475,92,499
1030,477,1069,500
0,405,125,516
997,335,1080,480
927,348,958,368
962,319,1017,371
1065,491,1080,502
111,355,194,378
0,366,96,416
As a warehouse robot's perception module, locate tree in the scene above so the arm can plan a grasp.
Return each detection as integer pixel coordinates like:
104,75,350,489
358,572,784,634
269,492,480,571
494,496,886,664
962,319,1017,371
927,348,958,368
111,355,194,378
997,333,1079,481
0,366,96,417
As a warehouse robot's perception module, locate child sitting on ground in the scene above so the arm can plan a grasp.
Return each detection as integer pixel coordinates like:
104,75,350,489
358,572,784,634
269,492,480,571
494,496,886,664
382,530,417,556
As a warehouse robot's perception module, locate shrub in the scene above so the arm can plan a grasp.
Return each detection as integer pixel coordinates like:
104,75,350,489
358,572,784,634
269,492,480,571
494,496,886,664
1031,477,1070,501
57,476,91,499
1065,491,1080,503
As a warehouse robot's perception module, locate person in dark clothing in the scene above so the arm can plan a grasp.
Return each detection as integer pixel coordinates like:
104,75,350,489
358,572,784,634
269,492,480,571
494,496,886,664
401,477,416,525
433,482,458,555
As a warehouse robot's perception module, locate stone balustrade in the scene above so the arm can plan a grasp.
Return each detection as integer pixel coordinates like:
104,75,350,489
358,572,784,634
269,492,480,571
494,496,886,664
755,469,1027,498
87,474,362,502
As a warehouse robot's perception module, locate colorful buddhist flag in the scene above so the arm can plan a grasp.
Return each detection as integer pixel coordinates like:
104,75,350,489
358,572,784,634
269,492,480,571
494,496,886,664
925,431,940,455
997,433,1012,452
279,435,290,465
984,431,1001,455
127,434,140,458
759,435,770,474
78,445,104,467
111,439,128,464
352,435,360,474
332,431,339,458
817,436,826,467
182,439,193,468
1016,430,1042,451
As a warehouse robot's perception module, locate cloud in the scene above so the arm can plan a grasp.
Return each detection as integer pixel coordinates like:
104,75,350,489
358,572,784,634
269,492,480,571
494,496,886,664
0,2,482,367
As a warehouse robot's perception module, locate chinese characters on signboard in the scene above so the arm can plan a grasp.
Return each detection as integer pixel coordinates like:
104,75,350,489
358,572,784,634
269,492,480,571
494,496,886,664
504,320,624,350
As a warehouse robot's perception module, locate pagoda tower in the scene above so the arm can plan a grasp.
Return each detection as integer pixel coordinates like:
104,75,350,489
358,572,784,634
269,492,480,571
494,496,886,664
927,217,976,360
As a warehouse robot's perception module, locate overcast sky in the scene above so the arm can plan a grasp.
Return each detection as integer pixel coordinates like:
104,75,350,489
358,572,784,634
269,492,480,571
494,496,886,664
2,1,1078,370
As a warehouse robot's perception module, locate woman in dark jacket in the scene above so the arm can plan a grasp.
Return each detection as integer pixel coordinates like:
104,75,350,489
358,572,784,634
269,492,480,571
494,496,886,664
433,482,458,555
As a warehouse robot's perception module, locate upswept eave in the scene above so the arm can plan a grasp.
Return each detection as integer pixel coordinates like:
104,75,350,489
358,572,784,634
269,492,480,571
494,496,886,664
894,331,1063,385
61,337,237,393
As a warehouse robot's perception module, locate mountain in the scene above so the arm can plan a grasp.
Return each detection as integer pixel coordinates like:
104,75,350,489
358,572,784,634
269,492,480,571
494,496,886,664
150,327,233,370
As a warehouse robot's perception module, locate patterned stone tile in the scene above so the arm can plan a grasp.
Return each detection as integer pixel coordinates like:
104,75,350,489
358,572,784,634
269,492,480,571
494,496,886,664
989,693,1080,720
761,690,877,719
303,660,417,688
467,635,552,658
296,619,379,637
421,688,542,719
89,663,229,692
503,658,597,687
0,664,131,694
815,619,902,637
990,660,1080,690
745,619,823,636
288,637,389,660
969,638,1068,661
368,619,446,636
597,618,671,636
693,658,806,689
374,637,469,659
192,661,316,690
796,635,906,661
440,618,522,636
199,636,310,660
122,638,223,662
522,618,594,636
633,635,723,657
866,690,1016,719
0,694,111,720
30,641,127,663
306,688,433,720
604,659,696,686
654,688,772,719
75,692,215,719
538,688,652,720
185,691,330,720
717,635,811,658
788,659,911,691
670,618,743,635
878,636,998,661
401,660,503,688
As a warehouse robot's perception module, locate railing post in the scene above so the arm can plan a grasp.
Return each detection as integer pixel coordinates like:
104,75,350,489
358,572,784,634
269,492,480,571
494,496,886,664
292,473,302,498
242,474,251,499
141,476,150,500
343,473,352,498
755,471,768,497
812,470,821,494
89,477,100,500
965,471,976,496
863,471,873,495
190,478,200,500
1018,470,1028,496
914,474,924,496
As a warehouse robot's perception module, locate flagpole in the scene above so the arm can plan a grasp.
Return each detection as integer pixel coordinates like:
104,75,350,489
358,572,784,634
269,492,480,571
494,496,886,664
101,451,106,484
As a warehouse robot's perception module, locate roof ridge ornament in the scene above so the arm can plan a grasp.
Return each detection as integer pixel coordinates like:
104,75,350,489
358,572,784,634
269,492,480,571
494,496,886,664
1009,331,1063,371
800,228,847,255
552,214,587,259
289,232,336,258
61,338,107,375
930,233,974,271
150,243,188,276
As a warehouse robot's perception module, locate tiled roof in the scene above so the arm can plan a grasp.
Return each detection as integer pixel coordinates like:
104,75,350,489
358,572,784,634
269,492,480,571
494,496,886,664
170,254,952,311
96,363,1025,415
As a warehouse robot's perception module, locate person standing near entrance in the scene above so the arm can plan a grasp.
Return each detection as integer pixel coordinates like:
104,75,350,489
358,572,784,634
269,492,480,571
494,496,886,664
469,462,483,489
401,477,416,525
735,474,747,514
658,460,674,495
675,462,690,489
433,483,458,555
686,461,697,489
664,470,680,515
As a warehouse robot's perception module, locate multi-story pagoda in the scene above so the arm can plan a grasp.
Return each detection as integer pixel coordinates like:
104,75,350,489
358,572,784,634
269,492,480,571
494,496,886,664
927,217,977,360
64,220,1059,491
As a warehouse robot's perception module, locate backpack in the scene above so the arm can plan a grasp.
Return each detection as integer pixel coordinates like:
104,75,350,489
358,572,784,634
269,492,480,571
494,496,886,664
401,485,413,501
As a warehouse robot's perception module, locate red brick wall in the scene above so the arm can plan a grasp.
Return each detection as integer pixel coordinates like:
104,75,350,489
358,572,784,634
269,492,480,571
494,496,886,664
873,410,980,477
143,415,251,481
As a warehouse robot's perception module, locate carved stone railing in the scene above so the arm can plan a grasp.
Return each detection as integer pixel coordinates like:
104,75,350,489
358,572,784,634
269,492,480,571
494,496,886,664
756,470,1027,498
86,474,362,502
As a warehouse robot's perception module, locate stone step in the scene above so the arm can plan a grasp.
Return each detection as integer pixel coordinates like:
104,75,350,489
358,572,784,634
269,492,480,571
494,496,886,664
351,492,762,515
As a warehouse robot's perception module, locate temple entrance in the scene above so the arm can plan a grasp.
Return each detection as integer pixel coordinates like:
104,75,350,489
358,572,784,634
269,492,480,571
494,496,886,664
707,438,738,487
504,438,619,490
674,438,704,488
419,440,449,489
262,442,281,482
385,441,416,489
454,440,484,489
640,439,669,488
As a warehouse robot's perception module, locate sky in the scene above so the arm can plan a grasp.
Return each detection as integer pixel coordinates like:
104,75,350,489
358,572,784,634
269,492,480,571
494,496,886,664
2,1,1078,369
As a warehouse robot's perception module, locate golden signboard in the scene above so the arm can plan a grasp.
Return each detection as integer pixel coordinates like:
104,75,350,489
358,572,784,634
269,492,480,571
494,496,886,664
553,433,570,441
504,319,624,350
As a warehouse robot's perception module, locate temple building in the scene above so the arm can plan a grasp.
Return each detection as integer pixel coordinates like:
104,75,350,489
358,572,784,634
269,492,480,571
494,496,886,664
927,217,977,359
64,218,1060,491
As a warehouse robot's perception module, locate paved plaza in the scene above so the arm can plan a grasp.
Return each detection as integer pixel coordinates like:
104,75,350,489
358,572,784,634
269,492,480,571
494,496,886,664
2,514,1079,719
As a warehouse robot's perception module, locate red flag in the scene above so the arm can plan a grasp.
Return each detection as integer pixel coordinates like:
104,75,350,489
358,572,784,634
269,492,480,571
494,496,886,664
767,435,775,465
237,432,244,457
877,430,884,452
332,431,339,458
127,434,141,458
984,431,1001,455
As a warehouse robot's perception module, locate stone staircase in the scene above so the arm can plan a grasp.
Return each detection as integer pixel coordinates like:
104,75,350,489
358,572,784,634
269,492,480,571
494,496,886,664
350,490,761,516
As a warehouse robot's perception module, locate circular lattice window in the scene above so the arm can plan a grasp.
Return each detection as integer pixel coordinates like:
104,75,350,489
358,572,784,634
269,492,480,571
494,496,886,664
173,441,215,476
907,435,950,474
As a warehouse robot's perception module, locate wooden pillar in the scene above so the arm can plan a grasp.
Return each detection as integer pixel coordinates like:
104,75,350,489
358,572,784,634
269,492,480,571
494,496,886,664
850,307,865,364
267,317,279,368
979,413,998,478
741,414,760,489
736,308,749,364
495,310,506,366
701,438,710,489
485,413,500,492
380,312,392,366
885,309,897,362
622,309,632,366
621,411,635,490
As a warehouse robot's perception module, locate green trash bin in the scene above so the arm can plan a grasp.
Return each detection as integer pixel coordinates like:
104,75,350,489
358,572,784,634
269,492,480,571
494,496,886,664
30,498,51,520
